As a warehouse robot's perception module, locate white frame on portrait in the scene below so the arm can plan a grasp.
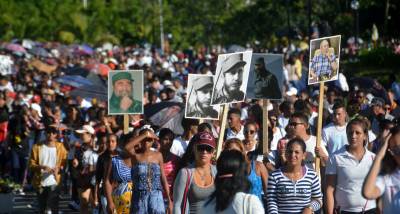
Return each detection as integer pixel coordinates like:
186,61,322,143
308,35,341,85
211,50,252,105
107,70,144,115
185,74,220,120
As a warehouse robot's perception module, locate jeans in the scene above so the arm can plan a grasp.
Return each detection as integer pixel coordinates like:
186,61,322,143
37,185,60,214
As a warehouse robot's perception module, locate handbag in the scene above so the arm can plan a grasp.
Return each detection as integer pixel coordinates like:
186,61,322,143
181,168,192,214
242,194,251,214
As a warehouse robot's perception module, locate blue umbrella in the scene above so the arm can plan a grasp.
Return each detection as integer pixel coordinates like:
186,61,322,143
29,47,50,57
55,75,93,88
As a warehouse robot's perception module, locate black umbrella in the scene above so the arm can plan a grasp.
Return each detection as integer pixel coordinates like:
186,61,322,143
144,102,185,135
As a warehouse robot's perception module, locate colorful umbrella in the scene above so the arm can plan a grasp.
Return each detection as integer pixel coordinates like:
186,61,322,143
5,43,27,53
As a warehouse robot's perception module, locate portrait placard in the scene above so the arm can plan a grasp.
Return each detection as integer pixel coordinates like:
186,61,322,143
185,74,220,120
211,51,252,105
308,35,341,85
108,70,144,115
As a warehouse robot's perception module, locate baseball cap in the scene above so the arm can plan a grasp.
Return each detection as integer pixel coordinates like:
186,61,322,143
193,131,216,149
31,103,43,118
75,125,95,135
193,76,213,91
286,87,298,96
112,72,133,84
371,97,385,107
221,53,246,74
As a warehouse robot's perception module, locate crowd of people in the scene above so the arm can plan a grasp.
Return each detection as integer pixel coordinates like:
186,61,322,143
0,39,399,214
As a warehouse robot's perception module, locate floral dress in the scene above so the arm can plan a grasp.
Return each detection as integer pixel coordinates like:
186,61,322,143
112,156,133,214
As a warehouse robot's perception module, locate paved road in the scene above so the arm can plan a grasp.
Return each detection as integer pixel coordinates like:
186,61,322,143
12,192,79,214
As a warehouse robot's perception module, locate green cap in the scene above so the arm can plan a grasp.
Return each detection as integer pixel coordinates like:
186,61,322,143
112,72,133,84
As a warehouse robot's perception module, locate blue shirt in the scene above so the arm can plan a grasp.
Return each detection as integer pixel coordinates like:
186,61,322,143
311,54,336,76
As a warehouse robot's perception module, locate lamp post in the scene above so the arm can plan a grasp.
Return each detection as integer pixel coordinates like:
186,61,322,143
159,0,165,55
351,0,359,47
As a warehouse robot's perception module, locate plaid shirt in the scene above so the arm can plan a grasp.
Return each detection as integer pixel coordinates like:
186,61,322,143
310,54,336,76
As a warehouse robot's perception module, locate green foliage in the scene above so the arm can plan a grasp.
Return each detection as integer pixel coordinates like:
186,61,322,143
358,47,400,67
0,0,396,48
0,179,21,194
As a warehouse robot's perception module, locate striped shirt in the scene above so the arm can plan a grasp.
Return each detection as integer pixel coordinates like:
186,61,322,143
267,167,322,213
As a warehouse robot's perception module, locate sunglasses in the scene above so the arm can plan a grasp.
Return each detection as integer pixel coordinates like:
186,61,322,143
288,122,304,127
197,145,214,153
244,130,256,135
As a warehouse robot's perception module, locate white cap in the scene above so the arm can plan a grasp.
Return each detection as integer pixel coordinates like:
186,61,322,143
75,125,95,135
286,87,298,96
31,103,42,118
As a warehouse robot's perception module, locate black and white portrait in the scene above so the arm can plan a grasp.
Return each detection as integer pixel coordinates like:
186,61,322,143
211,51,252,105
247,54,283,100
185,74,220,120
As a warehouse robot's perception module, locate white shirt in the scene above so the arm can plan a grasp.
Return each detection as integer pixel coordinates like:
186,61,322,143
226,126,245,141
326,147,376,212
376,169,400,214
270,127,286,151
322,123,348,155
39,144,57,187
82,149,98,167
170,136,190,158
200,192,264,214
304,135,328,169
278,115,289,130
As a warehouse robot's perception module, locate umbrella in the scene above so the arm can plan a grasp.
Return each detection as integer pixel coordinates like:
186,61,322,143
55,75,93,88
64,66,90,77
144,102,184,135
30,59,58,74
79,44,94,55
29,47,50,57
5,43,27,53
85,63,111,77
70,84,108,101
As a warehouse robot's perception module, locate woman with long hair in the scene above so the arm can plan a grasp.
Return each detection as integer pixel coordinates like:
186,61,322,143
173,131,217,214
224,138,268,203
267,138,322,213
201,150,264,213
104,133,133,214
325,117,377,214
124,125,172,214
363,125,400,213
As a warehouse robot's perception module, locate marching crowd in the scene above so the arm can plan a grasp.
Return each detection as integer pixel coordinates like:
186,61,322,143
0,39,399,214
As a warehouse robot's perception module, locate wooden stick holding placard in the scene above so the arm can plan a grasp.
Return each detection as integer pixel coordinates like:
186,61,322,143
216,104,229,158
123,114,129,134
315,82,325,176
262,99,269,155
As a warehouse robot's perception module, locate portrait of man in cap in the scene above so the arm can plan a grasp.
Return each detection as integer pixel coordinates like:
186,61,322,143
108,71,143,114
211,52,251,105
186,74,219,119
253,56,282,99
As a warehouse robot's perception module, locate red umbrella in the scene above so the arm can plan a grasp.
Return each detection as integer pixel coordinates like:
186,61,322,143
5,43,27,53
84,63,110,77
